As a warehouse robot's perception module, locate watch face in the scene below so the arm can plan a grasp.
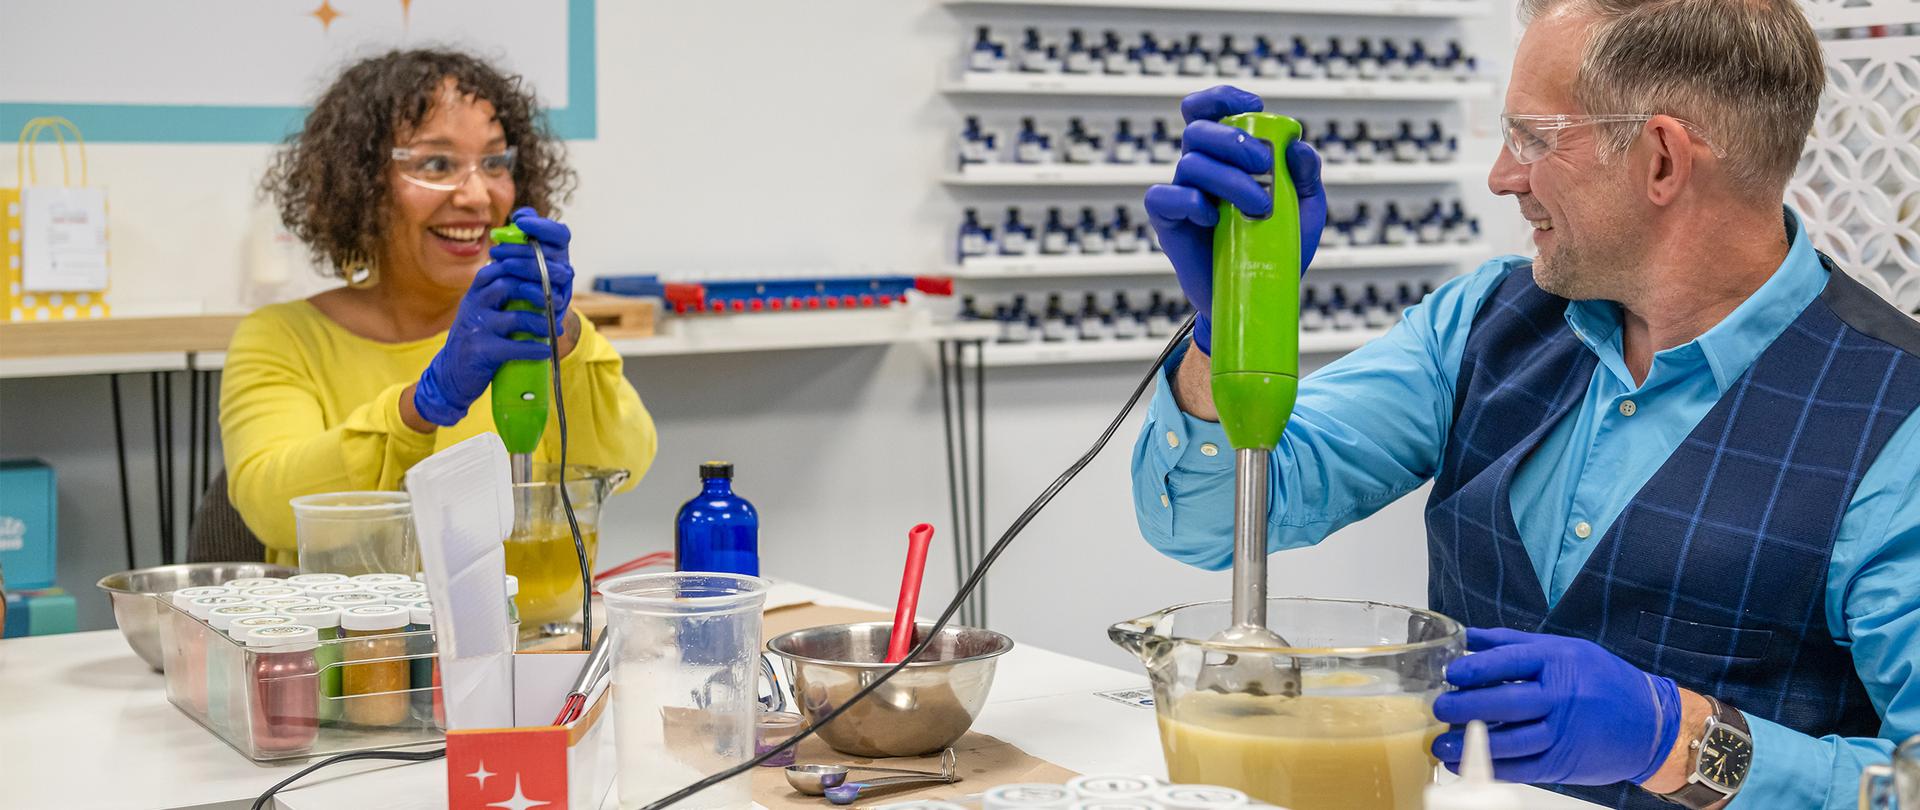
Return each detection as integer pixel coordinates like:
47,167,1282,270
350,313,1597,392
1698,725,1753,790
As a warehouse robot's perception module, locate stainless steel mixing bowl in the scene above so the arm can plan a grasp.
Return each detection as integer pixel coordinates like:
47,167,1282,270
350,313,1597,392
97,561,297,672
766,621,1013,758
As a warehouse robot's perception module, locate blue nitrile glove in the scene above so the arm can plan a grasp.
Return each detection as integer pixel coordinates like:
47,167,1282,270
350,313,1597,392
488,207,575,317
1143,85,1327,355
411,211,575,427
1431,628,1684,787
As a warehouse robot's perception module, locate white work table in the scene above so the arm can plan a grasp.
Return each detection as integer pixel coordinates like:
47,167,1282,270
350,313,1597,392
0,582,1599,810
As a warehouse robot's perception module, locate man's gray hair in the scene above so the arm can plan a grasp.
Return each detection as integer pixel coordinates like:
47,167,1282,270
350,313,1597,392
1519,0,1825,196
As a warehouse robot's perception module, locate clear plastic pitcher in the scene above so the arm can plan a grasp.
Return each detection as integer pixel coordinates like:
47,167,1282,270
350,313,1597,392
1861,734,1920,809
603,572,770,810
507,464,628,635
291,492,415,575
1109,597,1464,810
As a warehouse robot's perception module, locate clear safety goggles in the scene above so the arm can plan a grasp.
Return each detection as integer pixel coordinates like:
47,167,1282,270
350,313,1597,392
390,146,517,191
1499,114,1725,164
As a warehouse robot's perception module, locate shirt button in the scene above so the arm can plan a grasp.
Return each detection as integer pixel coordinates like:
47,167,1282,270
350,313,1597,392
1200,443,1219,457
1574,521,1592,539
1160,493,1170,508
1619,400,1638,417
1166,431,1180,449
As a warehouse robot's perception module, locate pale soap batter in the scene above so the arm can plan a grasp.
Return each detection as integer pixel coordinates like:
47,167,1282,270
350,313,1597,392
1158,691,1442,810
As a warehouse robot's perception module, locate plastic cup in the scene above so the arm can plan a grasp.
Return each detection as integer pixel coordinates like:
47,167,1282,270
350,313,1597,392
291,492,416,576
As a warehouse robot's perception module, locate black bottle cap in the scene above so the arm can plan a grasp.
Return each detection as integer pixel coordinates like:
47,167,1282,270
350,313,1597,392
700,462,734,480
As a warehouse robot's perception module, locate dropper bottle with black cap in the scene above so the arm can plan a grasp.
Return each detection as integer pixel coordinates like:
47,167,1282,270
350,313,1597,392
674,462,761,576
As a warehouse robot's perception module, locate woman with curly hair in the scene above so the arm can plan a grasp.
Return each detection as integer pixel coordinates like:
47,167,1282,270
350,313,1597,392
220,49,656,566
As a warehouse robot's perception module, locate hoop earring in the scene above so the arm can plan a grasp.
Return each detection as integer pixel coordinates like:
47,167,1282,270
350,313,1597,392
342,254,379,289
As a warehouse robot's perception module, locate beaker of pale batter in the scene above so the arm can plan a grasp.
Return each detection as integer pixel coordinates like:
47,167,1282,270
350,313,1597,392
602,572,770,810
1109,597,1464,810
506,464,628,637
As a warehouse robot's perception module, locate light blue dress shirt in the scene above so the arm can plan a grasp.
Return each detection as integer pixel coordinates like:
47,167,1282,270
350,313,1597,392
1131,210,1920,809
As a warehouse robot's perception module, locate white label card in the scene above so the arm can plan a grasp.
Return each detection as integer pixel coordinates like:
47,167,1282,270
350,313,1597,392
21,186,109,292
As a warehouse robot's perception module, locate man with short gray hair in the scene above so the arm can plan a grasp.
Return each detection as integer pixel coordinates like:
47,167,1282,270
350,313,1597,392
1130,0,1920,806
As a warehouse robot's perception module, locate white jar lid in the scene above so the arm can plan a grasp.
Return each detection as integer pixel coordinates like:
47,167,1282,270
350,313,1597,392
258,596,319,609
1150,786,1247,810
350,573,414,585
301,582,364,595
1070,802,1163,810
504,575,519,596
277,604,342,629
230,615,296,634
240,586,304,600
873,803,971,810
285,573,349,586
224,577,286,589
186,595,249,618
1069,776,1162,800
208,604,272,630
986,784,1077,810
367,582,425,595
172,586,234,606
387,594,432,608
320,592,385,608
409,603,434,627
245,624,320,651
341,604,410,631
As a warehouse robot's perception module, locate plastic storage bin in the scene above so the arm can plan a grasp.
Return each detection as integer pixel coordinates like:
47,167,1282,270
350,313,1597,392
155,592,445,761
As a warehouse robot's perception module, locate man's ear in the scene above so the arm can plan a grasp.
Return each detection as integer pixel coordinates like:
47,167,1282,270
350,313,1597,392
1642,116,1696,207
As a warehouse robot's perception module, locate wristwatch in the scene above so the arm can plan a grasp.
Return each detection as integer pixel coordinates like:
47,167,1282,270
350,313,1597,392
1658,695,1753,808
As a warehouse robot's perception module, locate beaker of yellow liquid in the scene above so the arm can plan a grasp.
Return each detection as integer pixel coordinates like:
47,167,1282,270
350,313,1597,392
1109,598,1464,810
507,464,629,636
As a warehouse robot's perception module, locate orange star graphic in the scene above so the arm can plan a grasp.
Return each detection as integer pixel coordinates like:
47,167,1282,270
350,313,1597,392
309,0,342,31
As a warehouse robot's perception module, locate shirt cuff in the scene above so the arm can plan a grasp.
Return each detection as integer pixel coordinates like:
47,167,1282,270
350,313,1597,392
1146,341,1235,475
1726,711,1831,810
376,381,440,458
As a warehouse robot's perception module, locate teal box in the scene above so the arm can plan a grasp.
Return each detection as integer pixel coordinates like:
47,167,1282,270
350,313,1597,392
0,460,57,590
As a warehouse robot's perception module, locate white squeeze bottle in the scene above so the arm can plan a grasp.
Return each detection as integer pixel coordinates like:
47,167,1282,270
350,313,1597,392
1425,720,1528,810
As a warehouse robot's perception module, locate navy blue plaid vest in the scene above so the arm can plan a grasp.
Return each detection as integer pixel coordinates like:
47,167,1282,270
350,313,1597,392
1425,256,1920,809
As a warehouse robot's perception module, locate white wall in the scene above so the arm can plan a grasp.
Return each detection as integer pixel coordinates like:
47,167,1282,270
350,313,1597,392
1,0,1521,670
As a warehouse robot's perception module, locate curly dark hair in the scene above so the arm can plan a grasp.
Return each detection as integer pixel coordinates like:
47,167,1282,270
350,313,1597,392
261,48,577,277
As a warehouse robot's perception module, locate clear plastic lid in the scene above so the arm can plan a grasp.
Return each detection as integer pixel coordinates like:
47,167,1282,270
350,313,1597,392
285,573,350,586
277,604,342,629
171,586,234,606
408,603,434,627
208,603,271,629
186,595,249,618
245,624,320,651
350,573,415,586
224,577,286,589
341,604,410,632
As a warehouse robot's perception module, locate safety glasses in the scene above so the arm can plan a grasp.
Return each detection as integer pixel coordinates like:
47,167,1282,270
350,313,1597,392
1500,114,1725,164
390,146,517,191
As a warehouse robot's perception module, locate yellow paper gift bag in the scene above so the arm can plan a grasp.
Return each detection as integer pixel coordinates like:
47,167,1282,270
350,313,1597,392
4,117,112,322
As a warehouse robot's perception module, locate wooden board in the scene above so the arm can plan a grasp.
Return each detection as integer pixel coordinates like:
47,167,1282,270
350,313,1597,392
0,315,245,358
572,292,657,339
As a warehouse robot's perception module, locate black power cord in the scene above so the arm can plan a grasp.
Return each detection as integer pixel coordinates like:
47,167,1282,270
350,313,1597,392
250,747,447,810
638,314,1197,810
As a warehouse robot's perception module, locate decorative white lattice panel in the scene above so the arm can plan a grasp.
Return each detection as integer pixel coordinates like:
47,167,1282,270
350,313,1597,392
1789,32,1920,311
1801,0,1920,30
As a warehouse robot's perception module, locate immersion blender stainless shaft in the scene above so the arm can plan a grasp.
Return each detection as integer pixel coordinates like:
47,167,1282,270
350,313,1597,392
1231,447,1272,633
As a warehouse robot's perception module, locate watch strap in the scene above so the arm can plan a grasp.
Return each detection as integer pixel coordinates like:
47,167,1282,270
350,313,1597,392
1659,696,1750,809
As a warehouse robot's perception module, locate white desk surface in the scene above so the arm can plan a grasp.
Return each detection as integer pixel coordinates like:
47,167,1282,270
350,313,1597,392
0,582,1599,810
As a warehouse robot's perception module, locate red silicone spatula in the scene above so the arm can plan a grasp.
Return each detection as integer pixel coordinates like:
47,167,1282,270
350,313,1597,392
885,523,936,663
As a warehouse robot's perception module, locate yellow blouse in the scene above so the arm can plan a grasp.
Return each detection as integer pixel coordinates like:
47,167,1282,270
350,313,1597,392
219,301,657,567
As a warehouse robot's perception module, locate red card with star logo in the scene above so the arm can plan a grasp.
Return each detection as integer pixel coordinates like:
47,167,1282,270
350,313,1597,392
447,726,569,810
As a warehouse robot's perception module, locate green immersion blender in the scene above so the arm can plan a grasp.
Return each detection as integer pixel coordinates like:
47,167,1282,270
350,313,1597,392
488,223,552,533
1197,113,1304,697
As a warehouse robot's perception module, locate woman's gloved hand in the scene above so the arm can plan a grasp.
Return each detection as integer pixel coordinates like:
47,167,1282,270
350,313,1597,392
410,209,575,427
1143,85,1327,355
1431,628,1685,787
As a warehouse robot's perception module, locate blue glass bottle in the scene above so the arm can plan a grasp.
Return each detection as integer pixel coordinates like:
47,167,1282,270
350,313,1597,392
675,462,760,576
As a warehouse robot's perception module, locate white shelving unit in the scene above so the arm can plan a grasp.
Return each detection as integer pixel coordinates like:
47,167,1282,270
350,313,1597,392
951,243,1489,278
976,327,1389,367
941,72,1495,101
943,162,1475,187
942,0,1491,19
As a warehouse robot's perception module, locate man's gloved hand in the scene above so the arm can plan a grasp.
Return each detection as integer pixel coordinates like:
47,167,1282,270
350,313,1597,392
1431,628,1684,787
489,207,575,317
411,209,574,427
1143,85,1327,355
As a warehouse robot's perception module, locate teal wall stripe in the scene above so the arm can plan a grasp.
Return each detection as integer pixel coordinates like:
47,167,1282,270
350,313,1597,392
0,0,596,143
